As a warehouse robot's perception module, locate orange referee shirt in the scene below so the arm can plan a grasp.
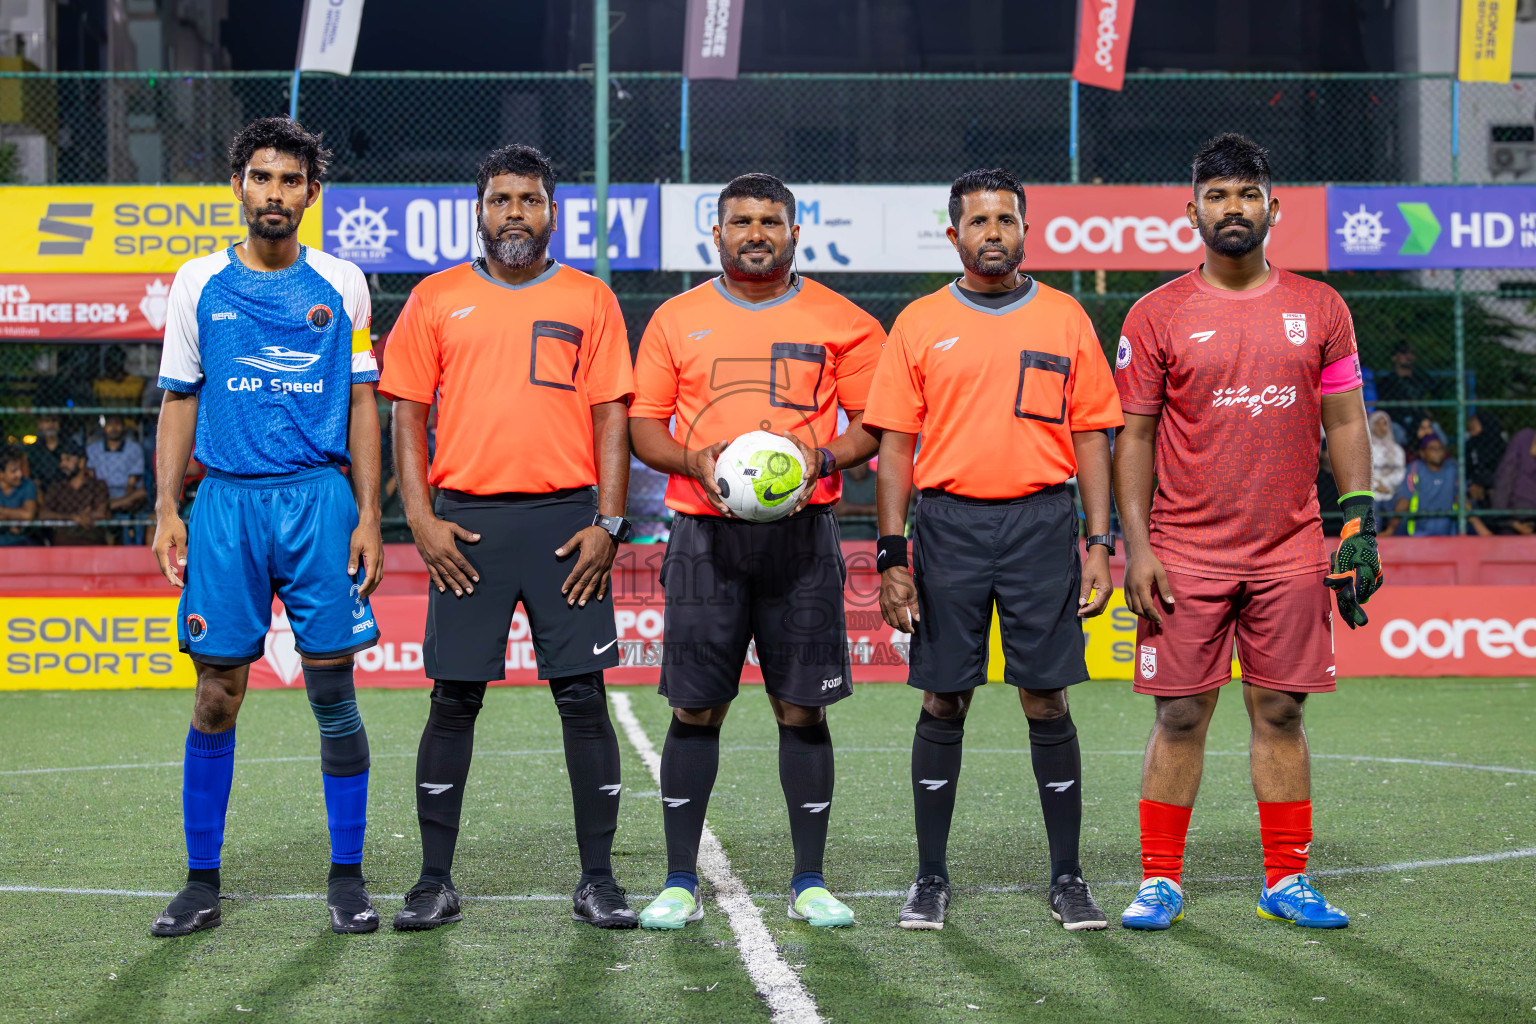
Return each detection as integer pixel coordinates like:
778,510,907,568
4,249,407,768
863,278,1123,498
631,275,885,517
378,259,635,494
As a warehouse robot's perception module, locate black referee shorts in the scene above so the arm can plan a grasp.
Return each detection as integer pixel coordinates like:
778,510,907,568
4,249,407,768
658,504,853,709
907,485,1088,694
423,489,620,682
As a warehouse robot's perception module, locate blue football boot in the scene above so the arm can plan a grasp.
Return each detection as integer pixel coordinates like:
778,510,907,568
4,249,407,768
1121,876,1184,930
1257,874,1349,928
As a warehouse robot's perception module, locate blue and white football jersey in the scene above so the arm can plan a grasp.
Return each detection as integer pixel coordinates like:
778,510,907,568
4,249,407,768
157,245,379,477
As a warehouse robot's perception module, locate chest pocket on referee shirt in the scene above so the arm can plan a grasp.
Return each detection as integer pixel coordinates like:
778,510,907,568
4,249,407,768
768,342,826,411
529,320,584,391
1014,350,1071,424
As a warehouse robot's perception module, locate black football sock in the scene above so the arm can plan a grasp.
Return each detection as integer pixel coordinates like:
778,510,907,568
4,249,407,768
414,680,486,885
778,719,834,883
912,708,964,881
550,673,621,883
660,717,721,887
1028,711,1083,881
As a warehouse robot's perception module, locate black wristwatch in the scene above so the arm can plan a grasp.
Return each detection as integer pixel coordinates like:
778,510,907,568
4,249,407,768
1086,534,1116,556
816,447,837,479
593,513,632,543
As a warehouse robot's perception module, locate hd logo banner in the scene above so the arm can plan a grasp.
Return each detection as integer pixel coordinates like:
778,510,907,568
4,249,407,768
1328,185,1536,269
0,186,323,274
322,184,660,273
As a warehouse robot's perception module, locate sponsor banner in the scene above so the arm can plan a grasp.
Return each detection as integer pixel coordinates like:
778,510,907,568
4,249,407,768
1072,0,1135,92
1458,0,1515,83
661,184,1328,272
322,184,659,274
1335,586,1536,677
1328,185,1536,270
683,0,745,79
297,0,365,76
0,274,175,340
0,186,323,274
1,597,191,690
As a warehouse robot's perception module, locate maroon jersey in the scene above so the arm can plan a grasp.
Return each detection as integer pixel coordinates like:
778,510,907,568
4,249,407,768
1114,267,1362,580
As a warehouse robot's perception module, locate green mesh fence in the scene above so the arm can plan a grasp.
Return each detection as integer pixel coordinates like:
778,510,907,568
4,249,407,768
1,70,1533,540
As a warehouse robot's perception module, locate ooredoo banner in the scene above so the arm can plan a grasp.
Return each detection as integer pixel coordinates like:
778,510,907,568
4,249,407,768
1333,586,1536,677
660,183,1328,272
0,274,177,340
1072,0,1135,92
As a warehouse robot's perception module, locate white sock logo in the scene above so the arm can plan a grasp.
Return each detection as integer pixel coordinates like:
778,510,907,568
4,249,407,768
918,779,949,791
1045,780,1076,793
599,784,622,796
800,802,830,814
419,782,454,795
663,797,691,808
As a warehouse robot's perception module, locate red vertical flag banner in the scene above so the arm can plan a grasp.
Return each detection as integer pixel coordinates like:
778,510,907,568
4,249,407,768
1072,0,1136,92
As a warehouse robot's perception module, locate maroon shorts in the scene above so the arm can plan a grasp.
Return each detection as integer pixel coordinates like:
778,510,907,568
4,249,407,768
1133,569,1337,697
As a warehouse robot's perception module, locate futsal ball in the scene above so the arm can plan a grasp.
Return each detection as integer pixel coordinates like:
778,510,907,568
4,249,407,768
715,430,808,522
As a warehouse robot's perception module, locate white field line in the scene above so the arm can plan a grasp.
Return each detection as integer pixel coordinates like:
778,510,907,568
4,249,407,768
609,691,822,1024
5,845,1534,904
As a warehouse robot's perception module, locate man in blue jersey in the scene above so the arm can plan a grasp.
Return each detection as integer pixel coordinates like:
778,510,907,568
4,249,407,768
149,118,385,936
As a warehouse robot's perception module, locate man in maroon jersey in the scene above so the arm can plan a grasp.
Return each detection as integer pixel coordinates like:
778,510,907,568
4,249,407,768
1112,134,1379,931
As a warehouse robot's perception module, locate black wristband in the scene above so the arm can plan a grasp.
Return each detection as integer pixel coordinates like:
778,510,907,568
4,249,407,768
876,534,909,571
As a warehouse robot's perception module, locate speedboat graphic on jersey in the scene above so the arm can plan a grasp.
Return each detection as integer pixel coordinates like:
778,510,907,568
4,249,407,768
232,346,323,373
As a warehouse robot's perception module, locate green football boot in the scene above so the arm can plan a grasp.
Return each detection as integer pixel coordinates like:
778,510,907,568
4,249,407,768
788,886,855,928
638,886,702,930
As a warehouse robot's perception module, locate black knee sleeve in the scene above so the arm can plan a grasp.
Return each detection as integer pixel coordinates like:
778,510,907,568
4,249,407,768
915,708,965,744
1027,712,1077,746
550,672,606,721
428,679,487,728
304,663,370,777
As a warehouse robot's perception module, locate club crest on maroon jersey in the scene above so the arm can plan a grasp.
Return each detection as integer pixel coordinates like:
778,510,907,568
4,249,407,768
1282,313,1307,346
1139,644,1157,679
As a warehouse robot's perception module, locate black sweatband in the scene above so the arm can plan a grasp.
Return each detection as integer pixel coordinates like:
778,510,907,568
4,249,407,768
876,534,909,571
816,447,837,479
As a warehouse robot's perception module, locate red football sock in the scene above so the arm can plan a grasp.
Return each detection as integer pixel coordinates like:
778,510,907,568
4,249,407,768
1258,799,1312,888
1139,799,1193,885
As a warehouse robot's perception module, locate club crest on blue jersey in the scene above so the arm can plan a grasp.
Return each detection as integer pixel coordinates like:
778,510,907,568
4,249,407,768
186,614,208,642
307,304,334,332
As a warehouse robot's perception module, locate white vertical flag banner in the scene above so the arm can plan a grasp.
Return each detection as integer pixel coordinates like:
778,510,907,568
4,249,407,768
297,0,367,75
683,0,745,79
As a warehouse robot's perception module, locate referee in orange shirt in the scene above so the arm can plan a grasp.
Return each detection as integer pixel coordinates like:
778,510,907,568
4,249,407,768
378,146,639,930
628,173,885,930
863,168,1123,932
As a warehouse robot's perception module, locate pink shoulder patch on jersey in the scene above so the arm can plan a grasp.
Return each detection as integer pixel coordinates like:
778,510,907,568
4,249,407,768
1321,354,1363,395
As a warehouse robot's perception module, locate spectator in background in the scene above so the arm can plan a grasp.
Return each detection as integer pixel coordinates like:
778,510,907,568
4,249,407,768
39,445,109,546
24,413,68,491
1492,426,1536,535
1375,340,1438,442
1368,410,1405,519
835,458,878,540
1464,411,1506,508
86,414,147,541
91,344,146,407
1386,436,1461,537
0,447,38,545
1412,415,1448,454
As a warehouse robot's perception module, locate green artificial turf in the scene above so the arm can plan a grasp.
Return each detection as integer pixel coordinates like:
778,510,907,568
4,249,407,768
1,678,1532,1023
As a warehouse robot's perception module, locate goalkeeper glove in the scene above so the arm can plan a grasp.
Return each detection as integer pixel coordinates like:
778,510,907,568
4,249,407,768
1325,492,1384,629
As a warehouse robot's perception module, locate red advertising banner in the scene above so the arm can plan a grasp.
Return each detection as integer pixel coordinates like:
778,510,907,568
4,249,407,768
1333,586,1536,677
1072,0,1135,92
1025,185,1329,271
0,274,173,340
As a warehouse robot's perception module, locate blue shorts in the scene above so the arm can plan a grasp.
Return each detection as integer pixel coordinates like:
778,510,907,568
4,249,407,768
178,466,379,666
